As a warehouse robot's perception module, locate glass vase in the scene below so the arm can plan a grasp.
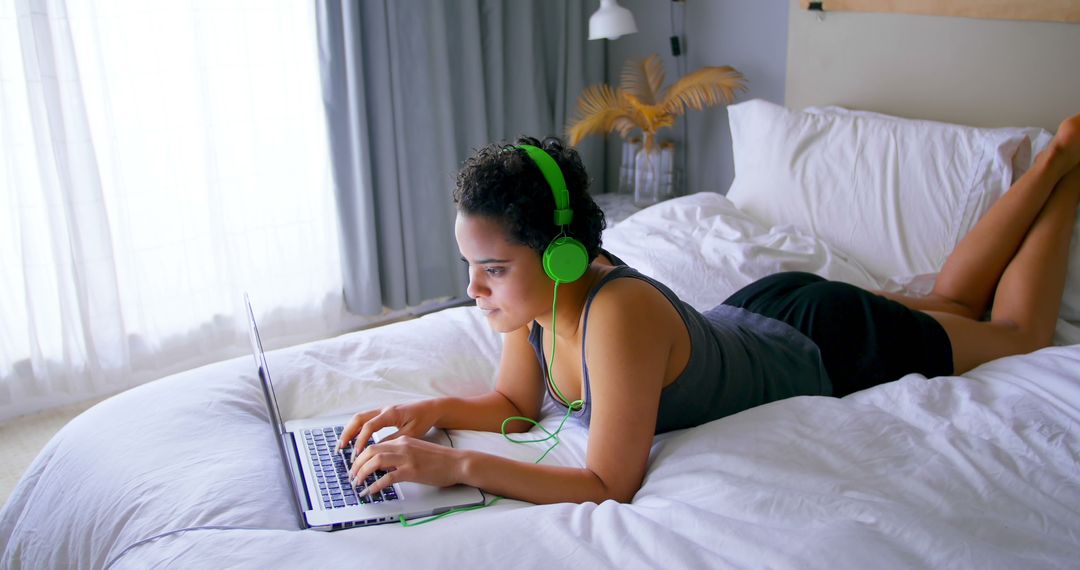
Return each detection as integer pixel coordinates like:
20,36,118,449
633,146,662,208
659,142,676,201
618,137,641,195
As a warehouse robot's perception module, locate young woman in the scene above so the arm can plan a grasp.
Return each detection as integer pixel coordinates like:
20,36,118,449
338,115,1080,506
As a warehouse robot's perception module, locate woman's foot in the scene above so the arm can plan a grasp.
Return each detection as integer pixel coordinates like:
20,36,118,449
1050,113,1080,171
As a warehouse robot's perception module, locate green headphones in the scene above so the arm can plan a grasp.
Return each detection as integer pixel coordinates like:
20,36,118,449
516,145,589,284
515,143,586,412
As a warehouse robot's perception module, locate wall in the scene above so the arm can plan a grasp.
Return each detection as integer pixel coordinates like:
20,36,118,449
785,0,1080,131
597,0,790,195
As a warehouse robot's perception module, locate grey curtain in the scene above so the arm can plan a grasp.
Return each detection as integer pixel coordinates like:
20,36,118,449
316,0,605,315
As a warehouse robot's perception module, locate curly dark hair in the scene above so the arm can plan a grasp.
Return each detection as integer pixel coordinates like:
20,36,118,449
453,136,606,261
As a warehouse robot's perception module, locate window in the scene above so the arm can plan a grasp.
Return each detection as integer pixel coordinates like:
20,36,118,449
1,1,353,419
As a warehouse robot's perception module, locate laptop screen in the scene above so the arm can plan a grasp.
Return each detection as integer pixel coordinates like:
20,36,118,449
245,293,308,524
245,294,287,436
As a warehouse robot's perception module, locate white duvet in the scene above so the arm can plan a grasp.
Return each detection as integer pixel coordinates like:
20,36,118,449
3,193,1079,569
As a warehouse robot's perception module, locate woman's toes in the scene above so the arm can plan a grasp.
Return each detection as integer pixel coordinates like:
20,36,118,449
1045,113,1080,172
1054,113,1080,154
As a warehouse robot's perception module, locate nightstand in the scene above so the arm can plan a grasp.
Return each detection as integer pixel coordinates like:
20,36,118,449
593,193,641,226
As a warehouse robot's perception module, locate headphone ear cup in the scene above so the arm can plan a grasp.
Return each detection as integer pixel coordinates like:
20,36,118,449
543,237,589,283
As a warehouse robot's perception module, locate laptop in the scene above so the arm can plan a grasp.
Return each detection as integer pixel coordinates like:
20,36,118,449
244,294,486,530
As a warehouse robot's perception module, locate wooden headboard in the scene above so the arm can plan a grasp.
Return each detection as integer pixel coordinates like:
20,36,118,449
796,0,1080,24
784,0,1080,131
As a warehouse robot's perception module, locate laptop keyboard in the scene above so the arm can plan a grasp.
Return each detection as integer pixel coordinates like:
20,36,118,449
303,426,399,510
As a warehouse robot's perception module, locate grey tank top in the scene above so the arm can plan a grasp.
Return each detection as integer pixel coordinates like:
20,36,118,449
529,264,832,434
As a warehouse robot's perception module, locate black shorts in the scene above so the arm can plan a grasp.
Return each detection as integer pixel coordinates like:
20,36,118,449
723,272,954,397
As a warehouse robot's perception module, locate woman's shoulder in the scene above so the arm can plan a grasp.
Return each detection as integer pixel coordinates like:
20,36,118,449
586,270,683,337
591,270,662,303
589,262,682,307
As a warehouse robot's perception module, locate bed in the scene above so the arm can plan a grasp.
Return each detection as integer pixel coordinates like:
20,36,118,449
3,98,1080,569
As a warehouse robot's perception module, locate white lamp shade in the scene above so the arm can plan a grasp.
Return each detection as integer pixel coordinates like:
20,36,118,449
588,0,638,40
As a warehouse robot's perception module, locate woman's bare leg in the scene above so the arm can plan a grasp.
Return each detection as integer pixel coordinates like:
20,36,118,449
929,164,1080,373
876,115,1080,319
876,113,1080,373
929,119,1080,318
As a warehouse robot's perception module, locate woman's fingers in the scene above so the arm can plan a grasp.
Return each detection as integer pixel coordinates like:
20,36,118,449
337,402,436,463
345,408,402,461
356,467,400,498
350,414,389,461
348,436,460,493
337,409,378,451
351,418,423,462
350,445,405,486
350,442,382,480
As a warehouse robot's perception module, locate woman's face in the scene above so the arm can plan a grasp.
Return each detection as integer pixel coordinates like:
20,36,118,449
455,212,551,333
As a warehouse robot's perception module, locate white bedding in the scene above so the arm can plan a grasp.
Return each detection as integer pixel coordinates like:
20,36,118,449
3,194,1080,569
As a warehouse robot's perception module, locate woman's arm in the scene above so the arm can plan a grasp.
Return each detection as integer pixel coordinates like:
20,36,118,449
351,279,675,504
459,450,612,504
434,324,546,433
560,277,671,502
345,435,612,503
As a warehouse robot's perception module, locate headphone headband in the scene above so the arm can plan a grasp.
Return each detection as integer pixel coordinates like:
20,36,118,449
513,142,588,285
516,145,573,227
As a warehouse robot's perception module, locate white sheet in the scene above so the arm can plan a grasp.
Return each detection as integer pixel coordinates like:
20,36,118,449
3,194,1079,569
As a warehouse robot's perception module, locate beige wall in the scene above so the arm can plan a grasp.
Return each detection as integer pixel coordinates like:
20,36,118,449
785,0,1080,131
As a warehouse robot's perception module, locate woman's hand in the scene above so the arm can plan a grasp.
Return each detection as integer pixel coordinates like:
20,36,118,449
348,436,467,496
336,399,442,460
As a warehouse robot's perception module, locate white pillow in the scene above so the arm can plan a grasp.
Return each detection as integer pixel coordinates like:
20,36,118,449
798,106,1080,335
804,105,1054,185
727,99,1080,341
726,99,1030,281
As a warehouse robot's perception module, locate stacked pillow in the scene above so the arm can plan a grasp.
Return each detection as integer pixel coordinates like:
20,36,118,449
725,99,1080,342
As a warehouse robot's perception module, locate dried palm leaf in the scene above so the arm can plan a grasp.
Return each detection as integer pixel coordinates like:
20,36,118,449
567,85,637,146
564,54,746,149
619,54,666,106
661,66,746,117
623,94,675,149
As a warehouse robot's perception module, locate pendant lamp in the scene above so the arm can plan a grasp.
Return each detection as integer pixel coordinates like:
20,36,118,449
588,0,638,40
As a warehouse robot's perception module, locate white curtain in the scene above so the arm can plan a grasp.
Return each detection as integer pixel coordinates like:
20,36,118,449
0,0,364,422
